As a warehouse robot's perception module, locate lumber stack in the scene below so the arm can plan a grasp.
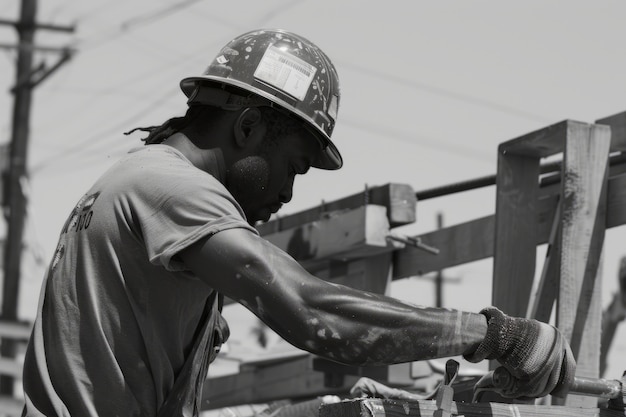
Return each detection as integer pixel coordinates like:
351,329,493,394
319,397,624,417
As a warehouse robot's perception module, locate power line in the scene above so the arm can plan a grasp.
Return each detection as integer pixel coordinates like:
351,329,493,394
67,0,203,52
29,1,316,174
44,0,78,22
340,117,493,163
30,41,210,140
70,2,127,23
338,60,553,124
255,0,308,27
31,86,179,174
120,0,204,31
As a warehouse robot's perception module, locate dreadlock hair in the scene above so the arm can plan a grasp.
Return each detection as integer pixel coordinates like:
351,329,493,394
124,103,311,148
125,105,210,145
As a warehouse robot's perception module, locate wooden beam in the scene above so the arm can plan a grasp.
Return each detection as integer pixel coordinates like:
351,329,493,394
263,205,397,272
0,358,22,378
256,183,416,235
494,120,570,157
393,139,626,280
492,149,541,318
201,355,360,410
600,256,626,376
319,397,624,417
596,110,626,151
555,123,611,407
0,320,31,342
527,198,562,322
316,252,394,295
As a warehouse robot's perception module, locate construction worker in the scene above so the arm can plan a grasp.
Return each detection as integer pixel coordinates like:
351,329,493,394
22,29,575,417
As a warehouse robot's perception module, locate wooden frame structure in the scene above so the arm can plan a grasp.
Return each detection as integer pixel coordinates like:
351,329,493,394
202,111,626,414
1,113,625,415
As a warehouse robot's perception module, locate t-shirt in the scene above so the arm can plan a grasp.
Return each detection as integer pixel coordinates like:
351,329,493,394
22,145,258,416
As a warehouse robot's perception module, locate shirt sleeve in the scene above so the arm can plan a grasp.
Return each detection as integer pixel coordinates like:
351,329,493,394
130,167,259,272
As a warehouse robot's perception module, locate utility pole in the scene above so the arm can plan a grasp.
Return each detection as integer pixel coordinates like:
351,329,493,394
0,0,74,395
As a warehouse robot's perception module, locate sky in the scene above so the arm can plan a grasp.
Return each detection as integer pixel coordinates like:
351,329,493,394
2,0,626,404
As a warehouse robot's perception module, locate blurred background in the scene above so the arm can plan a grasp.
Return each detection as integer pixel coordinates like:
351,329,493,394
1,0,625,405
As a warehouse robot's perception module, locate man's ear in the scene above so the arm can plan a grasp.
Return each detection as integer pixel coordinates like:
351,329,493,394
234,107,263,148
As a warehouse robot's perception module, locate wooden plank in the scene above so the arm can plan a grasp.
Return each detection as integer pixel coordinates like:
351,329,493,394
600,256,626,376
392,170,626,279
201,355,360,410
316,252,393,295
393,215,495,277
492,149,541,318
607,172,626,227
0,320,31,342
528,198,562,321
0,358,22,378
319,397,624,417
263,205,396,271
256,183,416,235
498,120,570,157
556,123,611,407
596,110,626,151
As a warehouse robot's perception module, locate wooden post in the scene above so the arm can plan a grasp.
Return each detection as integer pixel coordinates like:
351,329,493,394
600,257,626,376
492,150,540,319
492,120,570,319
491,120,611,406
553,123,610,407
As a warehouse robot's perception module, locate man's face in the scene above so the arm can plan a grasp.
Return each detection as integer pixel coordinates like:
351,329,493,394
227,130,320,225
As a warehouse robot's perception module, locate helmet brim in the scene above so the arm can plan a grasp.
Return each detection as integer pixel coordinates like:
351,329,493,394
181,76,343,170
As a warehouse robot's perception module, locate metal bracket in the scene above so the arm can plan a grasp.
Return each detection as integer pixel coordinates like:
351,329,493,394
386,233,440,255
433,359,463,417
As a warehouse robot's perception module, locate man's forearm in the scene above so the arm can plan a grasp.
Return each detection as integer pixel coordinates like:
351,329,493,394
265,280,489,366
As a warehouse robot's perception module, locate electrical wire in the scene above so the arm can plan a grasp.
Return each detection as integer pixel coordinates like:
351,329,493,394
68,0,204,53
120,0,204,31
31,86,179,174
29,0,516,174
27,0,307,170
70,2,128,23
340,117,493,163
31,39,213,140
45,0,80,22
338,60,553,124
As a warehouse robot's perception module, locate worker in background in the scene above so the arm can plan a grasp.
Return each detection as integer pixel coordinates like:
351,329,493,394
21,29,575,417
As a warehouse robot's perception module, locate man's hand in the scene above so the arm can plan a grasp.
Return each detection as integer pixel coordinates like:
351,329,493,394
209,312,230,363
464,307,576,398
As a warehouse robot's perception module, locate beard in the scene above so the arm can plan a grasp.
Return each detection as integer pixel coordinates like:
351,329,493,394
227,155,272,224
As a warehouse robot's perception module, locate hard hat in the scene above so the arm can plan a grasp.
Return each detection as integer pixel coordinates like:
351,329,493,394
180,29,342,170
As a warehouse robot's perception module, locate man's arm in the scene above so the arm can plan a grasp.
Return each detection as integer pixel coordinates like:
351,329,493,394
179,227,488,366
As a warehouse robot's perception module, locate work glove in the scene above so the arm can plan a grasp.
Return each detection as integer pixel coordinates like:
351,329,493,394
463,307,576,399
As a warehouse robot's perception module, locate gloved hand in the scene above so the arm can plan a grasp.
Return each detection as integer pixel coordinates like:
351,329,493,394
463,307,576,399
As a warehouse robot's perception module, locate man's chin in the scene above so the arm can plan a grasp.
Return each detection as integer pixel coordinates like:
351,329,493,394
249,209,272,226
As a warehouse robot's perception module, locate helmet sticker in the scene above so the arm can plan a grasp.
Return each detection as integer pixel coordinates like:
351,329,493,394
253,45,317,101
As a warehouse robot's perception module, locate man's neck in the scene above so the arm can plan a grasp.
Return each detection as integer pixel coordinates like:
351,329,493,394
162,132,226,183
